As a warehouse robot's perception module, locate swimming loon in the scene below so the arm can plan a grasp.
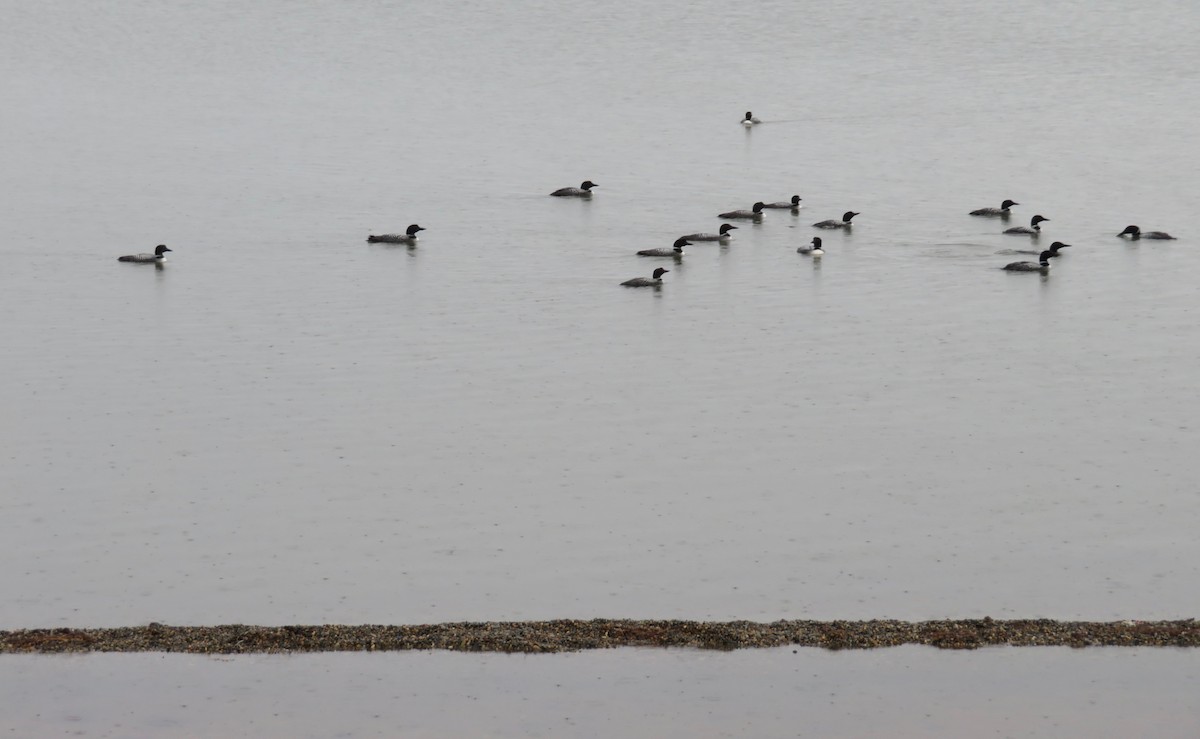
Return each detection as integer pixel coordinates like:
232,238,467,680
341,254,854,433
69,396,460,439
762,195,803,210
1003,215,1049,235
970,199,1019,217
118,244,172,263
797,237,824,256
1011,241,1071,257
368,224,426,244
742,111,761,126
550,180,598,197
681,223,737,242
813,211,859,229
719,202,766,220
1003,250,1053,272
1118,225,1176,240
637,237,690,258
622,267,669,287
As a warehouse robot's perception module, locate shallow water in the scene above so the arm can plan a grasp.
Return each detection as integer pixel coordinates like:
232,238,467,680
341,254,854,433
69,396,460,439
2,0,1199,627
2,647,1198,737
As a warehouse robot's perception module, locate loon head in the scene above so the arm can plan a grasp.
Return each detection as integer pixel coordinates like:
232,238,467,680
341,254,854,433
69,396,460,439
842,211,860,223
1038,250,1053,265
1001,199,1018,209
652,267,669,279
1048,241,1071,252
1119,225,1140,237
154,245,172,256
811,237,823,248
790,195,802,205
718,223,738,235
751,202,765,213
580,180,598,191
1030,215,1049,227
743,111,754,121
672,237,691,251
405,224,426,236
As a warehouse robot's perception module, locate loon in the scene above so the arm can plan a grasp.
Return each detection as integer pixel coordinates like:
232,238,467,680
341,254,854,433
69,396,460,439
637,237,690,258
762,195,803,210
622,267,668,287
550,180,598,197
118,244,172,263
742,111,761,126
1118,225,1176,240
797,237,824,256
1003,250,1053,272
719,202,766,220
681,223,737,242
970,199,1019,217
1003,215,1049,235
813,211,859,229
1010,241,1071,257
368,224,426,244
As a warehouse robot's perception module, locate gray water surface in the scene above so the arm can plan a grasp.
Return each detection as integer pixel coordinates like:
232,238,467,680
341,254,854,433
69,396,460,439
3,647,1198,738
2,0,1198,626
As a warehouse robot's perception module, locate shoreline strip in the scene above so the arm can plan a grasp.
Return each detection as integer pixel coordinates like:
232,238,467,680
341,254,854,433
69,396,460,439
3,618,1198,654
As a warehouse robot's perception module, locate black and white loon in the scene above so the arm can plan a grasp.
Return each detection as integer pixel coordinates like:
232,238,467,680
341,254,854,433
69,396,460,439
762,195,803,210
970,199,1019,217
621,267,669,287
1010,241,1071,257
637,237,690,258
719,202,766,220
1003,215,1049,235
118,244,172,263
812,211,859,229
550,180,598,197
1118,225,1175,240
797,237,824,256
681,224,737,242
368,224,426,244
1003,250,1053,272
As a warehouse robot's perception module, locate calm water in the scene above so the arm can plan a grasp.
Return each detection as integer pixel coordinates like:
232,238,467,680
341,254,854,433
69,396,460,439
2,0,1198,629
3,647,1198,737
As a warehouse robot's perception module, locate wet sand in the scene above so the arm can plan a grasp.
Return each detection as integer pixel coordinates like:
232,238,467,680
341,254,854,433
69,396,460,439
4,618,1197,654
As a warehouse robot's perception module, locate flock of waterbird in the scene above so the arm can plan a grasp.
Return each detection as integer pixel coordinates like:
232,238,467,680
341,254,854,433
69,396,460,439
114,112,1179,276
600,183,1178,284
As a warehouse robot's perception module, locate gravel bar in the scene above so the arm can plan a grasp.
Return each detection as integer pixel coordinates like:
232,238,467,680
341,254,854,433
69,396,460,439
2,619,1198,654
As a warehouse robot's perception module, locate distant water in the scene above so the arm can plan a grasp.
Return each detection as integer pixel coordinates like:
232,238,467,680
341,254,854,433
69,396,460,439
2,0,1198,627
